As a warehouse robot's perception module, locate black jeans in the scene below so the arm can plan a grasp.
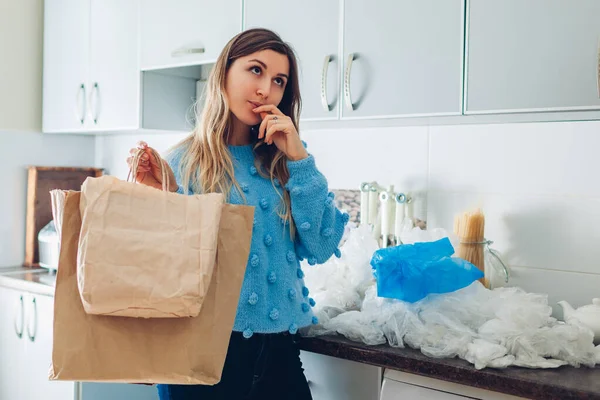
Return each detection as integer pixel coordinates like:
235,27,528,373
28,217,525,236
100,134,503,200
157,331,313,400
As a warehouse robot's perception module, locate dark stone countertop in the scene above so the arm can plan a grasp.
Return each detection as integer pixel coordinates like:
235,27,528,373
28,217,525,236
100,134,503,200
298,335,600,400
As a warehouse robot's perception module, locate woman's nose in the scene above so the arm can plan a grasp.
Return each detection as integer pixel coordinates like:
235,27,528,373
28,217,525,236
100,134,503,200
256,81,270,99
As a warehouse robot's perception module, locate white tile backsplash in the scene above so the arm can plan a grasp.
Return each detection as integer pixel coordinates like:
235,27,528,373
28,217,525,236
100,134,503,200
425,120,600,311
300,127,430,193
87,119,600,311
0,131,95,268
428,191,600,275
429,120,600,197
508,266,600,318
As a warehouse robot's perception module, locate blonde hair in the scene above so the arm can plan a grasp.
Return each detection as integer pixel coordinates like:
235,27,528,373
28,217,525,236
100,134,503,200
170,28,302,238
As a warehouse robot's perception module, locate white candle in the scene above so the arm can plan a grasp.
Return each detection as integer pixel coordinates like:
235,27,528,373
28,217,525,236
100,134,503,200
360,183,370,226
379,190,390,248
394,193,407,243
368,185,379,225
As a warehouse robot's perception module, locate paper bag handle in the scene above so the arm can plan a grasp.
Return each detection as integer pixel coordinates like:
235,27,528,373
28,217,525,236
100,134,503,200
127,148,170,192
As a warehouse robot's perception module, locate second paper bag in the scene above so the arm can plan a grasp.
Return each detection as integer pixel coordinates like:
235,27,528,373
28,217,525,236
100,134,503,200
78,176,224,318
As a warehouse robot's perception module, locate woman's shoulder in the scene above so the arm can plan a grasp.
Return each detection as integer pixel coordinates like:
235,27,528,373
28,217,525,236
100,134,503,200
164,142,192,170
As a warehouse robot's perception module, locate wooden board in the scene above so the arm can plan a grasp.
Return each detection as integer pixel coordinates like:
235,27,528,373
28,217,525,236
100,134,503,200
24,166,103,267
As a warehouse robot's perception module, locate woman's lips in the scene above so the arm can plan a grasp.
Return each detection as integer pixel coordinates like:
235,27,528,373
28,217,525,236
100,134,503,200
248,101,269,120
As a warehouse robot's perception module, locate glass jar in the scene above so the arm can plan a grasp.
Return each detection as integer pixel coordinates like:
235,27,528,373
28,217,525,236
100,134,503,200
483,240,510,289
457,239,510,289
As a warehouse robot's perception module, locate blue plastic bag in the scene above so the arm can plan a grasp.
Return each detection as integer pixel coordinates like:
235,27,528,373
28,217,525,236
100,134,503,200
370,237,484,302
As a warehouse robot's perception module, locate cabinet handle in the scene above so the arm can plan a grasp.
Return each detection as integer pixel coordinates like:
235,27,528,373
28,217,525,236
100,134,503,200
14,295,24,339
344,53,356,112
320,55,333,112
89,82,100,124
171,47,205,57
27,297,37,342
76,83,86,124
596,39,600,99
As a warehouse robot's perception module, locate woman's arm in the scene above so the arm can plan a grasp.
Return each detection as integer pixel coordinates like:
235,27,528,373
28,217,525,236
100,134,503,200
286,153,349,265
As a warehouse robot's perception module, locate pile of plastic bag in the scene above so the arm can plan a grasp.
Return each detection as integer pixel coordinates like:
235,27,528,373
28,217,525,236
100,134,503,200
302,225,600,369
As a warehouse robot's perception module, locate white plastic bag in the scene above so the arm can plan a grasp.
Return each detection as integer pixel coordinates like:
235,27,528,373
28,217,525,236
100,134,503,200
303,226,598,370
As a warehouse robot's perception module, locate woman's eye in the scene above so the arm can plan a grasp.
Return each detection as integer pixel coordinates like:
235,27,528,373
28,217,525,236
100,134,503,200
250,66,261,75
274,78,285,87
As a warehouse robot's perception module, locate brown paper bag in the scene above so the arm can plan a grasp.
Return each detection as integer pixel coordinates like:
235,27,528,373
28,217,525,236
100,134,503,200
50,191,254,384
78,176,225,318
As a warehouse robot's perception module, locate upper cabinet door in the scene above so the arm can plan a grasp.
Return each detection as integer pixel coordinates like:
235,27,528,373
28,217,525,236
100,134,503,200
140,0,242,70
42,0,90,133
89,0,140,131
342,0,464,119
466,0,600,114
244,0,340,121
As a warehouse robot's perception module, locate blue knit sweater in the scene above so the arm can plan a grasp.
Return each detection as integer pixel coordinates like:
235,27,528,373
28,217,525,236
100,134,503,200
166,142,347,337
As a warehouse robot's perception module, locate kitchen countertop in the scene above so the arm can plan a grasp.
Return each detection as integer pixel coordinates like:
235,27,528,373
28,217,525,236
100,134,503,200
2,267,599,399
0,266,56,296
298,335,600,400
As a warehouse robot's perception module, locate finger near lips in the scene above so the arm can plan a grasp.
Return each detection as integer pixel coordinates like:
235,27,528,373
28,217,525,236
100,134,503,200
253,104,283,116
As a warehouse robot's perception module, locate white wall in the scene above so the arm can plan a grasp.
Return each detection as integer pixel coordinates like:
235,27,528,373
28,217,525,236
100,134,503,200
0,131,96,268
0,1,42,132
97,120,600,315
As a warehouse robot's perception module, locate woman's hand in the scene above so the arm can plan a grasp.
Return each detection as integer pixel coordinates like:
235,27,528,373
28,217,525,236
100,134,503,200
252,105,308,161
126,141,178,192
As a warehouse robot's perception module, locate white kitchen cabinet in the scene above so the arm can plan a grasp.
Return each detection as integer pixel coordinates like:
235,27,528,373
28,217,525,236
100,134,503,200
140,0,242,70
43,0,139,133
466,0,600,114
342,0,464,119
300,351,381,400
0,283,160,400
88,0,140,131
381,379,469,400
0,287,73,400
244,0,340,121
0,0,43,132
381,369,527,400
42,0,90,133
25,294,75,400
0,287,27,400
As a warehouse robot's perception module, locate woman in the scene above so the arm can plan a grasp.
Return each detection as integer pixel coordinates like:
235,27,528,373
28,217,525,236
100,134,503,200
127,28,348,400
